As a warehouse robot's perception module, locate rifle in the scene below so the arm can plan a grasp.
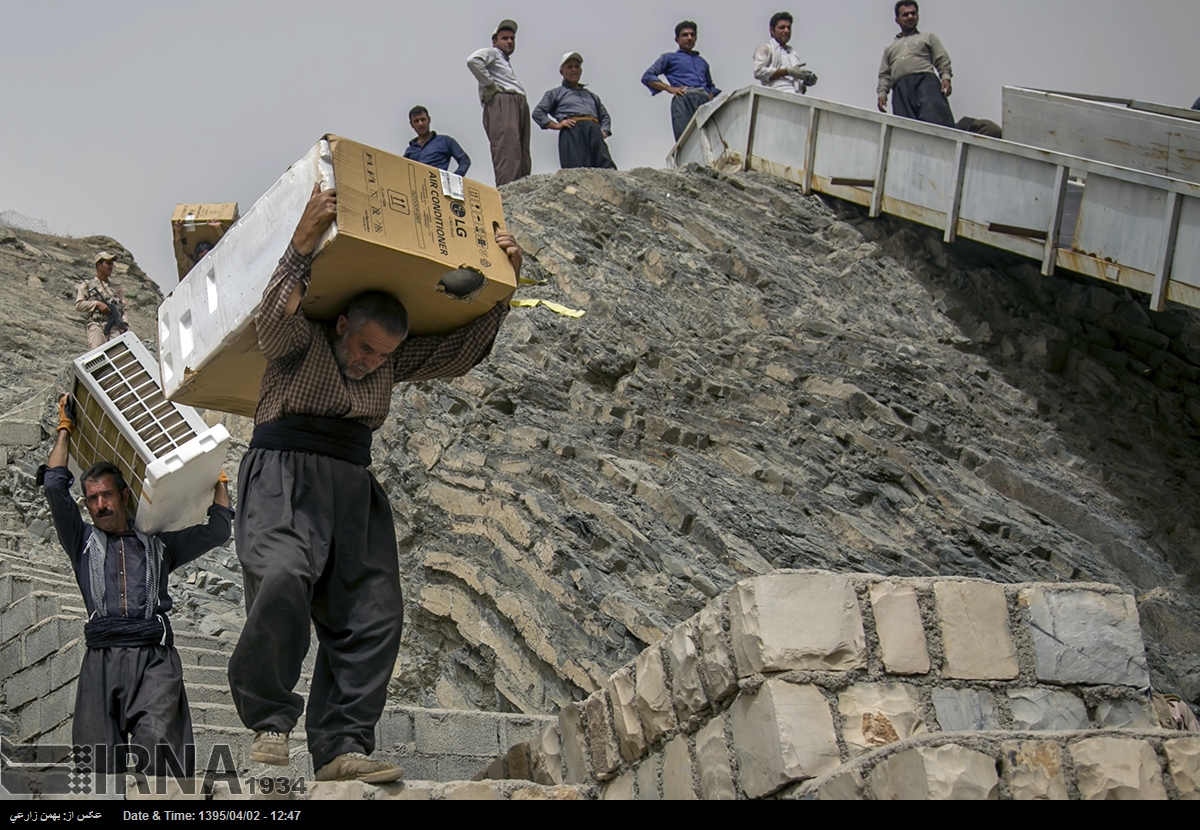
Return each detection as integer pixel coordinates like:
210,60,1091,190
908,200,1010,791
87,285,129,338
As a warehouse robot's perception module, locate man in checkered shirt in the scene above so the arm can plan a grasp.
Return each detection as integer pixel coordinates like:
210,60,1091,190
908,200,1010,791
227,183,522,784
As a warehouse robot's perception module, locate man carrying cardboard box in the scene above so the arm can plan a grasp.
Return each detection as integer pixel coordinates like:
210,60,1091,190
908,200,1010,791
227,183,522,784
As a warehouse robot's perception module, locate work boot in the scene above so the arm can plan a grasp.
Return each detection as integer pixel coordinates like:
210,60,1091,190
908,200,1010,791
315,752,404,784
250,731,289,766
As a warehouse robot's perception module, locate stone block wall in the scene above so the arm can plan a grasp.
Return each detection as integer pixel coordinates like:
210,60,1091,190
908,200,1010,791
795,730,1199,800
525,570,1173,799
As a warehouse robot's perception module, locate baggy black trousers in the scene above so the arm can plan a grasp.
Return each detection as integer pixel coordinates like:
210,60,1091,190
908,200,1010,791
558,121,617,171
891,72,956,128
72,644,194,776
228,449,403,771
671,91,711,141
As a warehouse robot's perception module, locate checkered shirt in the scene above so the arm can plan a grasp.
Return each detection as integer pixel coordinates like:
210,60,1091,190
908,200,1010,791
253,243,510,429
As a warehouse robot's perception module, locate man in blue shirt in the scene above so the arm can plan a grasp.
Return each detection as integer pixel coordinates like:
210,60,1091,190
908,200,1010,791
403,106,471,176
642,21,722,142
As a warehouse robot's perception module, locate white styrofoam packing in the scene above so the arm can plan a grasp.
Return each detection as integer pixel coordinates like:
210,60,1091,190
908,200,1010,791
158,140,336,400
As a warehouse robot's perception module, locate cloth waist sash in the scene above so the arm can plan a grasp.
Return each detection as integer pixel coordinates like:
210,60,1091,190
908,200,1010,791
85,614,173,649
251,415,374,467
566,115,600,125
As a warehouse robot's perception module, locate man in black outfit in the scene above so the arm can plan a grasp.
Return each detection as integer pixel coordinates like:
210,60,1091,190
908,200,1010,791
40,395,231,777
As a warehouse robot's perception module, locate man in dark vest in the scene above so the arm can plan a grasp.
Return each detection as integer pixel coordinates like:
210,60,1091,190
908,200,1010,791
40,395,232,777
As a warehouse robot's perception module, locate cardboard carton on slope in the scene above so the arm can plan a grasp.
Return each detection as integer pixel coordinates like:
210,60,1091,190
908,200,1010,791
171,202,238,282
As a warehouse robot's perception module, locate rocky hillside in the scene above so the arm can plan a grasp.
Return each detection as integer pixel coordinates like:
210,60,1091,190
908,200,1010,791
378,166,1200,714
3,165,1199,720
0,230,160,420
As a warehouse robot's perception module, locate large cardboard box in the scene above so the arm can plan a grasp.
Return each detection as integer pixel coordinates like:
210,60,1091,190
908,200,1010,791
172,202,238,281
71,333,231,534
157,135,516,417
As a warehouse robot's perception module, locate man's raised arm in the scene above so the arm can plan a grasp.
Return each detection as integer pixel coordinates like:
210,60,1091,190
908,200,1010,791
255,184,337,361
161,472,233,571
41,396,87,570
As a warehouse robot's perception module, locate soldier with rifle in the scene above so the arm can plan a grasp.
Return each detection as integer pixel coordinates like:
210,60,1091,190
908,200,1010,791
76,251,133,349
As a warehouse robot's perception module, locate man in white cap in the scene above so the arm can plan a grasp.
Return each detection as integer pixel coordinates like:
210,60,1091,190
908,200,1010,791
753,12,818,95
532,52,617,171
467,19,532,186
76,251,133,349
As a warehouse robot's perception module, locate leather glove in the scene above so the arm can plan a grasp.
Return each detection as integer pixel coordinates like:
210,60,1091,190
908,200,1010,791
218,471,230,484
799,70,818,87
57,394,75,434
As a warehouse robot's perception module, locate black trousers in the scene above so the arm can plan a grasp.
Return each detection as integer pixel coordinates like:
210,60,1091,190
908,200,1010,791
72,645,194,776
228,449,403,771
671,91,711,141
891,73,956,128
558,121,617,170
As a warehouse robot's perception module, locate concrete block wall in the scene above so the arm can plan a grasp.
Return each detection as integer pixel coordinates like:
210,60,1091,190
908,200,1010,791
0,559,86,745
376,706,556,783
527,570,1175,799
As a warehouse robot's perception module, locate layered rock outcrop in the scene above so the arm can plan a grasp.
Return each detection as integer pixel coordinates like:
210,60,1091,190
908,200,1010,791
2,164,1199,727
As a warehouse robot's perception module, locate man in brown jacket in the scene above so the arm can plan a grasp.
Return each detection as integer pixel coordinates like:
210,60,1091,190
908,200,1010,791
876,1,955,128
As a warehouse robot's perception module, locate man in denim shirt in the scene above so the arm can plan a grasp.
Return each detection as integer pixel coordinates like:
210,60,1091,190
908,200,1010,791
403,106,471,176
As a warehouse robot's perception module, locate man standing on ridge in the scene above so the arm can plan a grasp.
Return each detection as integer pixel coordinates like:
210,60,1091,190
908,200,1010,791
76,251,133,349
41,395,231,778
227,183,522,784
403,106,471,176
467,19,531,186
877,1,955,128
533,52,617,171
753,12,818,95
642,21,722,142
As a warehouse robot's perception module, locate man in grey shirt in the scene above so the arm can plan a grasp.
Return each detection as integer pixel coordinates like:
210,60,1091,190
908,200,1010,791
532,52,616,171
877,1,955,128
466,18,532,186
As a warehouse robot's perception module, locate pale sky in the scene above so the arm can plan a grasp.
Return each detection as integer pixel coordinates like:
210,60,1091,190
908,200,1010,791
2,0,1197,292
